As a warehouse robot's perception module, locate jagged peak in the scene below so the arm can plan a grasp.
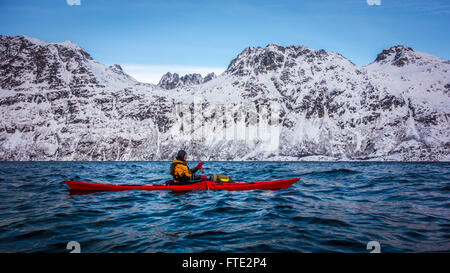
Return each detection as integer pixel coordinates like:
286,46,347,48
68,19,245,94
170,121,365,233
56,40,81,49
113,64,122,69
181,73,202,79
109,64,125,73
225,43,340,76
157,72,217,90
164,71,177,76
204,72,216,82
373,45,417,67
265,43,284,50
391,45,414,51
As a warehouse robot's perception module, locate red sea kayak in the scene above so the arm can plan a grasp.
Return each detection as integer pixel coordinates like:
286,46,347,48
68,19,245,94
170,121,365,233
65,178,300,192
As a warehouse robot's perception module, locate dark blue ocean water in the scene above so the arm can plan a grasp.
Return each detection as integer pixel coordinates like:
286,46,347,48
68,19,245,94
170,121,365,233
0,161,449,253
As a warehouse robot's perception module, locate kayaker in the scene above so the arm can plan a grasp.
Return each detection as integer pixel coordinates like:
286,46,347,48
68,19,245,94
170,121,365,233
170,150,207,184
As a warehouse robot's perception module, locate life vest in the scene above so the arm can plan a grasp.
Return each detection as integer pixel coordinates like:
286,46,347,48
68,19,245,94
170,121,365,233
170,159,195,182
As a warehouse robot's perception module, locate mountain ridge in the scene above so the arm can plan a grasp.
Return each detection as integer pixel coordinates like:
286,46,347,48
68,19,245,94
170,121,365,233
0,35,449,161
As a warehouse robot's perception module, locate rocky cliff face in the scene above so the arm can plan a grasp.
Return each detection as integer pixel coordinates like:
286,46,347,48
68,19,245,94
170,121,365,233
0,35,165,160
0,35,449,161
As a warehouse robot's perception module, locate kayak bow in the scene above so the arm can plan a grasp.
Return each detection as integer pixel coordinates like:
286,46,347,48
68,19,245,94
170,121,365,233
65,178,300,192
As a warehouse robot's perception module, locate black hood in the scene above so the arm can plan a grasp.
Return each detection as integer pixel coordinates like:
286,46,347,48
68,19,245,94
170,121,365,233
176,150,187,161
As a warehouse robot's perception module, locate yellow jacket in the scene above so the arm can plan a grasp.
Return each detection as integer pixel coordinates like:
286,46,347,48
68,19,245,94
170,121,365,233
170,159,199,182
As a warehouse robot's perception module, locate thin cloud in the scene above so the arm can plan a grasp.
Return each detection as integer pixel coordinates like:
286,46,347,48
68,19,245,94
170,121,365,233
66,0,81,6
121,64,226,85
366,0,381,6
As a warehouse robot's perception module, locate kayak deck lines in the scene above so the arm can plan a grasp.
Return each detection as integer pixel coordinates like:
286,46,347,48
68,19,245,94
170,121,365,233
65,178,300,192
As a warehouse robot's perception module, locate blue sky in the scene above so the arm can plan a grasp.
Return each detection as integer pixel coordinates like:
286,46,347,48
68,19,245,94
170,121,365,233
0,0,449,83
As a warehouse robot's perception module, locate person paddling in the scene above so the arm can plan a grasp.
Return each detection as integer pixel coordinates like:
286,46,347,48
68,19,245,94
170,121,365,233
170,150,207,184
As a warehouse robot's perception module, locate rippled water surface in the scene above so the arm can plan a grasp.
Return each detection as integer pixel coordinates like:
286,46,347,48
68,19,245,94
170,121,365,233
0,161,449,252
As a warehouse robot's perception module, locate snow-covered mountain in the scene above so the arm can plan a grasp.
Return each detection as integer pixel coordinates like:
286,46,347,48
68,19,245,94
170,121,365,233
158,72,216,90
0,35,449,161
